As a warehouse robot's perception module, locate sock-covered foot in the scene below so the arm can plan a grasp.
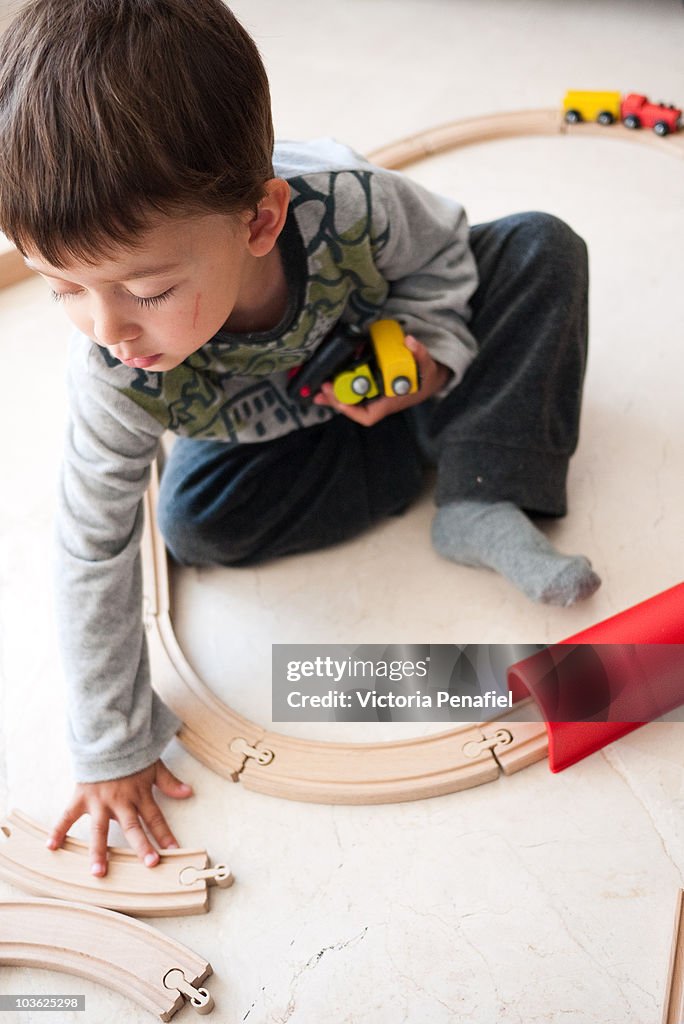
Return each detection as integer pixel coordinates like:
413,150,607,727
431,499,601,606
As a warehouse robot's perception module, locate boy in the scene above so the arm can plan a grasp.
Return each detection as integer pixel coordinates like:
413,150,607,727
0,0,599,876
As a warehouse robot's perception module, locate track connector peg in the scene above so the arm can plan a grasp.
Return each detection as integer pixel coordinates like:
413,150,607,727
229,737,275,765
462,728,514,760
178,863,234,889
163,968,214,1015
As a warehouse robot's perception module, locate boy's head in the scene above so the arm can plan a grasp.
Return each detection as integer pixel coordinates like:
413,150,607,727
0,0,288,369
0,0,275,264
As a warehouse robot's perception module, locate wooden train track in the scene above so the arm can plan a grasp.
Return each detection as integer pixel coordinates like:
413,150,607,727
0,897,214,1020
0,809,232,917
663,889,684,1024
366,106,684,169
143,460,549,802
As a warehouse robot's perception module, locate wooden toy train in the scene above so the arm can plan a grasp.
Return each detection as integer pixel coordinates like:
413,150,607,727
287,319,419,407
563,90,682,136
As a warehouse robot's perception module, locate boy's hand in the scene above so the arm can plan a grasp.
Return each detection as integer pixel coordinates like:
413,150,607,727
46,759,194,877
312,335,450,427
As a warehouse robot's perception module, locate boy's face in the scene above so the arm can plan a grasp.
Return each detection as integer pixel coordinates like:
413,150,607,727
24,209,275,371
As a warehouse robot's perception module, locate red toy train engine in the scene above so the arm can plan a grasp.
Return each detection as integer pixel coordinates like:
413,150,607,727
620,93,681,135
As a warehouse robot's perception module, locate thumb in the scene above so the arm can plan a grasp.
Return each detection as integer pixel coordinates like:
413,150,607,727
154,761,194,799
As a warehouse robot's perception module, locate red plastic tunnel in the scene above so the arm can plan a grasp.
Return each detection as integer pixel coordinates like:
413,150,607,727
506,582,684,771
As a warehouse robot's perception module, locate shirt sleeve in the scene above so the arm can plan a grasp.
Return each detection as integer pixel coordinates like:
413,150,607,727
55,339,181,783
369,167,480,397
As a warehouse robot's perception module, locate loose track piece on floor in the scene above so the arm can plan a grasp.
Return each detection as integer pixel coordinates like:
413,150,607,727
0,897,214,1019
0,809,232,917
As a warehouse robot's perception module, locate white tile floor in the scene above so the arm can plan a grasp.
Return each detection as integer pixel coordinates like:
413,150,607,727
1,1,684,1021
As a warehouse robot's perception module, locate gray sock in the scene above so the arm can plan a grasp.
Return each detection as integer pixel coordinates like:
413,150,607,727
431,499,601,606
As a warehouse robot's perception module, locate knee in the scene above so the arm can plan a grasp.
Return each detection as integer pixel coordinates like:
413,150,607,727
156,487,209,566
157,480,256,567
507,211,588,279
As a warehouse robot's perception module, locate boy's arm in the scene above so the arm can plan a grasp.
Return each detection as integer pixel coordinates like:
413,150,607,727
55,340,181,784
50,340,191,873
369,167,480,397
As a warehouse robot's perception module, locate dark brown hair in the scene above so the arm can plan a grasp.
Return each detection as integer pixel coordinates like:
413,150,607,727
0,0,274,266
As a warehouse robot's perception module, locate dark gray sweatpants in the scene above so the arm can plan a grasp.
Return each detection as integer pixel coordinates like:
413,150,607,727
158,211,589,567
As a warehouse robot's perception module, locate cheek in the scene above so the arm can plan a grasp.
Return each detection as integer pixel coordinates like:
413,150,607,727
64,306,91,333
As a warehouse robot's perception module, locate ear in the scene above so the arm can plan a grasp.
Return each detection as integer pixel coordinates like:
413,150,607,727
245,178,290,257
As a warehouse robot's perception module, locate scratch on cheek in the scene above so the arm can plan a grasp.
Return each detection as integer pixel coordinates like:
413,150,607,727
192,292,201,330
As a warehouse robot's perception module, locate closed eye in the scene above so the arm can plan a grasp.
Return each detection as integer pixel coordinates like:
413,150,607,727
50,286,177,308
134,287,176,309
50,289,80,303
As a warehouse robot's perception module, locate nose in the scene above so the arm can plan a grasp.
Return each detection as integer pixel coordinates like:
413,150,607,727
91,301,141,352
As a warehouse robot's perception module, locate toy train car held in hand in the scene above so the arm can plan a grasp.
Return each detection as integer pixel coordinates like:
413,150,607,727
287,319,419,407
563,90,682,136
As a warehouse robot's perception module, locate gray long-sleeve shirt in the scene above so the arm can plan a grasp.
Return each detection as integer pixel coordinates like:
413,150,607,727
56,138,480,782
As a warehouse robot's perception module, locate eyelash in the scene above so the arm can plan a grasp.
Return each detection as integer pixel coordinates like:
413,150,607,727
50,287,176,308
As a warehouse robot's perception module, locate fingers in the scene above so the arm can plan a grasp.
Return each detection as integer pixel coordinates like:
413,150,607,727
313,380,392,425
114,762,195,866
51,761,193,876
403,334,428,362
315,382,409,427
88,811,111,877
403,335,441,388
154,761,194,800
91,796,181,874
117,804,161,868
46,801,85,852
138,797,180,852
311,335,440,426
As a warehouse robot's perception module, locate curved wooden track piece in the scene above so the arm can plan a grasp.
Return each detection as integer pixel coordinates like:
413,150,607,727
0,809,232,917
143,461,548,803
0,897,214,1020
367,107,684,169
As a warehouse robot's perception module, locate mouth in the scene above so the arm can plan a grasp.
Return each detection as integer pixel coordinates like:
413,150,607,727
120,353,163,369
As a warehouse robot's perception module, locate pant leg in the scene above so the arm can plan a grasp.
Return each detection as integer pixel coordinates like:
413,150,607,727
157,412,425,567
426,210,589,516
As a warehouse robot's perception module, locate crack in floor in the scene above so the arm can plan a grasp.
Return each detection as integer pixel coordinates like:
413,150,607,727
600,745,684,887
268,926,369,1023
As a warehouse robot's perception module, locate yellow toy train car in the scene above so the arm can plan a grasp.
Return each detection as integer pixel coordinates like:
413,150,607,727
332,319,419,405
563,90,622,126
286,318,419,408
